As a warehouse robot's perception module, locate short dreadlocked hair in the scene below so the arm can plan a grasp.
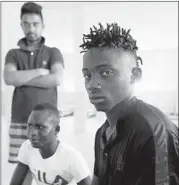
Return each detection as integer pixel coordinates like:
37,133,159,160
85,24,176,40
21,2,43,22
80,22,142,66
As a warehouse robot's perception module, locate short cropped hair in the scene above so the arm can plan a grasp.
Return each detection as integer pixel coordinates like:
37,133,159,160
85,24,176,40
32,103,60,125
20,2,43,21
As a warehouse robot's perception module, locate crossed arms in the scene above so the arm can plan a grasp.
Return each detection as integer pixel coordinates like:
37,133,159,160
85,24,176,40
3,62,63,88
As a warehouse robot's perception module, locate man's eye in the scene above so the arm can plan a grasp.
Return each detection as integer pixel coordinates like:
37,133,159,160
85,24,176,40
34,23,39,27
38,125,44,130
83,74,91,80
28,124,32,128
24,23,29,27
101,70,113,77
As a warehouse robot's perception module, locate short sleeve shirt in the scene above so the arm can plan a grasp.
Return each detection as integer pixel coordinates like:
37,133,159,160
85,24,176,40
5,37,64,123
18,140,90,185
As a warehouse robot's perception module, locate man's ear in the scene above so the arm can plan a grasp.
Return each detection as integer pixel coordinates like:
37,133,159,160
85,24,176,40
55,125,60,133
42,23,45,29
131,67,142,83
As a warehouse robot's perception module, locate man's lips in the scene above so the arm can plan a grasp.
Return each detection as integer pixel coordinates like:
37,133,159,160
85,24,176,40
89,95,105,103
28,33,35,36
28,34,36,38
89,95,105,99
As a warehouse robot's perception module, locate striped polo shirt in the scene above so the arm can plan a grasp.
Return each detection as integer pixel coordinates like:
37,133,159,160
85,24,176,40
94,97,179,185
5,37,64,123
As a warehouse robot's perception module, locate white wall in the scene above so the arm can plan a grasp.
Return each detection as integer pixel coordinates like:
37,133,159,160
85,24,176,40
83,2,178,50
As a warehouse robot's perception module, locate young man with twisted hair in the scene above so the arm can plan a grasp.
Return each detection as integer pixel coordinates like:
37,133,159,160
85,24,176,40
80,23,179,185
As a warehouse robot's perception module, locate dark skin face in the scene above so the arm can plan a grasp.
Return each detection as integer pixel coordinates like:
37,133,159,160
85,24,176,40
27,110,59,158
82,47,137,112
21,13,44,43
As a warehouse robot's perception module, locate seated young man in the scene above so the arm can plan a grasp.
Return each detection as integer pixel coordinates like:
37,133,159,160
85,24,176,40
10,103,91,185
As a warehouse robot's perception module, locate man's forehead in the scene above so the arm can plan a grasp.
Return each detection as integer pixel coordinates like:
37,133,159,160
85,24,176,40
83,48,136,70
83,50,120,71
82,64,113,72
28,110,50,122
21,13,42,22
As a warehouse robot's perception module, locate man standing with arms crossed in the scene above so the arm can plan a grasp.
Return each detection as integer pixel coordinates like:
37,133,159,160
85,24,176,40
3,2,64,184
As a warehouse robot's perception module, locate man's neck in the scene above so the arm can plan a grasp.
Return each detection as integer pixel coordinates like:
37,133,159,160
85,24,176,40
26,37,42,51
106,95,133,128
39,139,59,159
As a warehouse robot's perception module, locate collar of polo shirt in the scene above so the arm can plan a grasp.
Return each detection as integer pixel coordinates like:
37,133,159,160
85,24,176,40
17,36,45,51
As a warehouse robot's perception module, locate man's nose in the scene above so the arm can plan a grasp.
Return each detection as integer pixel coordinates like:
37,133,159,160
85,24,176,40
29,127,38,136
28,24,35,32
87,76,102,92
